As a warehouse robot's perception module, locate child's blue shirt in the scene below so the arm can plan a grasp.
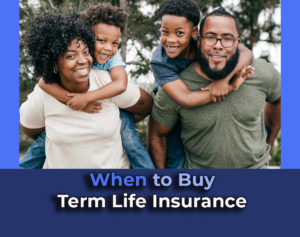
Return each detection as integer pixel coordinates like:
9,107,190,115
150,43,194,93
92,51,126,71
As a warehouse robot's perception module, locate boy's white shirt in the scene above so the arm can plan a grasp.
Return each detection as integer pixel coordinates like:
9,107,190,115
20,69,140,168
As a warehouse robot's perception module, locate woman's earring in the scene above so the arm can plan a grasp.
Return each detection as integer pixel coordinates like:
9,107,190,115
54,67,57,74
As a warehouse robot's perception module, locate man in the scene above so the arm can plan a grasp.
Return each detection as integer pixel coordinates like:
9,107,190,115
148,7,281,169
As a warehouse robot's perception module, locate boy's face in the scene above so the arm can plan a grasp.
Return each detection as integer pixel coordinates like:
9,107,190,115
93,23,121,64
161,14,198,58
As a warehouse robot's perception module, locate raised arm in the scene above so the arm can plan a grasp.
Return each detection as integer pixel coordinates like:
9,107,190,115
148,117,173,168
202,44,253,97
67,66,128,110
38,78,71,104
264,97,281,149
224,44,253,83
163,80,213,107
162,65,253,107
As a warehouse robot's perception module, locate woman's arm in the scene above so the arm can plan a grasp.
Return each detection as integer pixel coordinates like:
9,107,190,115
124,88,153,117
20,123,44,140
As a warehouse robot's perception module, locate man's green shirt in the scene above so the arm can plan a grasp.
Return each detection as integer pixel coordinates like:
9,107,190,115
151,59,281,169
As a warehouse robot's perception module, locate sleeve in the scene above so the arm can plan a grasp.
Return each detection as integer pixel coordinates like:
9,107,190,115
114,82,141,109
151,87,179,127
19,85,45,129
264,62,281,103
107,51,126,70
150,61,180,87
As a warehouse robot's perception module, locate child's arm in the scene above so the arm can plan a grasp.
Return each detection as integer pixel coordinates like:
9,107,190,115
163,66,254,107
66,66,128,110
202,44,253,97
39,78,102,113
38,78,71,104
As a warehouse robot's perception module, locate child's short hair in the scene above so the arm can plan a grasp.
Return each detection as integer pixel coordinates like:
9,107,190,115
158,0,200,27
84,2,127,32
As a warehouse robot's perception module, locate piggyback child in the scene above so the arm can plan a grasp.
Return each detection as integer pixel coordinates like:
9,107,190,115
20,3,154,169
149,0,254,168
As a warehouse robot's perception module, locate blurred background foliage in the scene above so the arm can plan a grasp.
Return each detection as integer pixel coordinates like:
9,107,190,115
19,0,281,166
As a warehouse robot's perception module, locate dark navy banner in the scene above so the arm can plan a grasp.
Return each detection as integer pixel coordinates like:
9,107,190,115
0,1,299,236
1,170,299,236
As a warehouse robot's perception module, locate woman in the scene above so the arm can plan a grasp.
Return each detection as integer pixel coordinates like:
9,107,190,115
20,11,152,168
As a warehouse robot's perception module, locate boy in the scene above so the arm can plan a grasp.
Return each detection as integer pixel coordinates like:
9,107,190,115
20,3,154,169
150,0,254,168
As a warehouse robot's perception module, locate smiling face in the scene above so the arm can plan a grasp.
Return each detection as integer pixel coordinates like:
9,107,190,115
199,15,240,72
161,14,198,59
93,23,120,64
56,39,92,91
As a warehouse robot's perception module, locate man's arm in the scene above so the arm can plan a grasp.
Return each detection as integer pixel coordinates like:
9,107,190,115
264,97,281,149
148,117,174,168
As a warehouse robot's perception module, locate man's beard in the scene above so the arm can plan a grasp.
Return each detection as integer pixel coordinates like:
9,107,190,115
197,47,240,80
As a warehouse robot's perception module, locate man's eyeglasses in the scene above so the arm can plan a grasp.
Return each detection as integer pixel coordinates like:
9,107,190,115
200,34,239,48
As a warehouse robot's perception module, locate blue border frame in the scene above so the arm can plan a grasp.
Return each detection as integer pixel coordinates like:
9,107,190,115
0,0,19,168
8,1,299,168
0,1,300,237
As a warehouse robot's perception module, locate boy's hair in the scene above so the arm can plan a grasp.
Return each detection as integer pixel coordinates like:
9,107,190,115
84,2,127,32
158,0,200,27
25,10,94,84
200,7,240,35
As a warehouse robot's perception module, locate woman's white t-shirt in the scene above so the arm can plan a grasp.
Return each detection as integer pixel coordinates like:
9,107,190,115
20,69,140,168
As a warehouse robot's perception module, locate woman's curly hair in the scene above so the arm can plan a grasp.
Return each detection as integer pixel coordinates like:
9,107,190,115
84,2,127,32
158,0,200,27
24,10,94,84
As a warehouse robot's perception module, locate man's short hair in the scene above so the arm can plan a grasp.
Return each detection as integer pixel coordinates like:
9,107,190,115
84,2,127,32
158,0,200,27
200,7,240,35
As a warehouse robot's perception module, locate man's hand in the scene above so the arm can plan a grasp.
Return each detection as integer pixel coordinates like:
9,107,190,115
82,101,102,114
66,93,90,111
229,66,254,91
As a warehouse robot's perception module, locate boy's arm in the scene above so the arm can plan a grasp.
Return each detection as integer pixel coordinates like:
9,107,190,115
38,78,71,104
203,44,253,97
163,66,253,108
67,66,128,110
163,80,213,107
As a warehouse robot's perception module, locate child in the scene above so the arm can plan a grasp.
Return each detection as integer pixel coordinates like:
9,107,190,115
20,3,154,169
150,0,254,168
